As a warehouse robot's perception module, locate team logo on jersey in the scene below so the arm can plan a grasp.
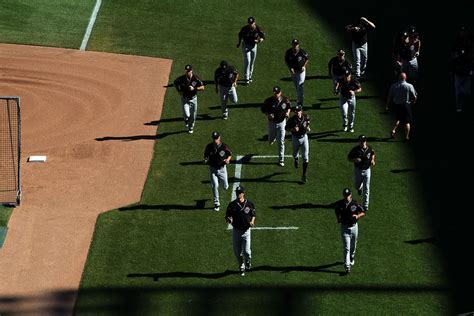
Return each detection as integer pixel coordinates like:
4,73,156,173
282,103,287,110
297,56,303,62
350,205,357,212
410,45,415,51
192,81,197,87
219,150,226,157
244,207,251,214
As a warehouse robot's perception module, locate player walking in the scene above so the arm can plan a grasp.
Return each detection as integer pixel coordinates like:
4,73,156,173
261,86,291,166
226,186,256,276
173,64,204,134
237,16,265,85
347,135,375,211
285,105,311,183
204,131,232,212
328,49,352,91
285,39,309,106
335,188,366,274
334,71,362,132
214,60,239,119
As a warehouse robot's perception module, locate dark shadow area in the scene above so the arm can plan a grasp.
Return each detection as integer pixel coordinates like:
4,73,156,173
128,270,237,281
270,202,336,211
202,173,301,185
311,104,338,111
307,130,342,140
119,199,211,212
390,168,419,174
316,136,391,143
302,0,474,312
405,237,437,245
144,117,184,126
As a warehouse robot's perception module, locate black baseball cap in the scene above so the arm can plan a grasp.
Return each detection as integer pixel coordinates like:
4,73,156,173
211,131,220,140
358,135,367,142
337,49,345,55
220,60,228,68
185,64,193,71
273,86,281,94
295,104,302,112
248,16,255,24
343,188,352,196
236,185,245,194
291,38,300,46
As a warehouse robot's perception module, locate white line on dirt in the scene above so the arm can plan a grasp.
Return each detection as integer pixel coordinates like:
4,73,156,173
80,0,102,51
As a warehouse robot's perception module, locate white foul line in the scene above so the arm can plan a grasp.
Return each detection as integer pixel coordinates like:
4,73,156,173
80,0,102,51
227,154,299,231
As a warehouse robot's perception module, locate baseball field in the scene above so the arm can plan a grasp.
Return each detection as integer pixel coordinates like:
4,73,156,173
1,0,473,315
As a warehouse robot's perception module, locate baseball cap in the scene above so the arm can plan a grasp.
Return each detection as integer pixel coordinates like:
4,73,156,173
358,135,367,142
236,185,245,194
220,60,228,68
291,38,300,46
295,104,302,112
248,16,255,24
273,86,281,94
344,69,351,76
337,49,345,55
211,131,220,140
184,64,193,71
343,188,352,196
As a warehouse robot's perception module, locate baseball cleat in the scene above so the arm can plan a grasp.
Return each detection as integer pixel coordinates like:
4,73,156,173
222,112,228,120
390,130,396,139
350,259,355,266
343,126,348,132
349,128,354,133
240,268,245,276
301,175,307,183
245,260,251,271
188,128,194,134
278,161,285,167
345,266,351,273
213,204,220,212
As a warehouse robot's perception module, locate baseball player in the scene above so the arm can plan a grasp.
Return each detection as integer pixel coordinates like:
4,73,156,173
204,131,232,212
285,104,310,183
334,71,362,132
237,16,265,84
345,17,376,79
386,72,417,141
335,188,366,273
261,86,291,166
173,64,204,134
214,60,239,119
394,30,421,84
328,49,353,91
347,135,375,211
285,39,310,106
450,48,472,112
225,186,256,276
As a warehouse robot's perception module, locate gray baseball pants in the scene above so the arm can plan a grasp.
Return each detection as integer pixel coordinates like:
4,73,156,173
401,57,418,83
352,42,368,77
341,223,358,269
209,165,229,206
181,95,197,129
242,44,257,81
291,69,306,104
354,167,371,210
219,85,238,115
232,228,251,269
268,120,286,162
454,74,471,111
292,134,309,162
332,74,344,91
340,95,356,129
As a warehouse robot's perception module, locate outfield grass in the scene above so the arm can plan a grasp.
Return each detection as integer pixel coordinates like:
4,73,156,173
0,0,452,314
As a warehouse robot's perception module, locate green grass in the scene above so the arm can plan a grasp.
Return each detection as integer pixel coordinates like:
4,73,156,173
0,206,13,227
0,0,450,314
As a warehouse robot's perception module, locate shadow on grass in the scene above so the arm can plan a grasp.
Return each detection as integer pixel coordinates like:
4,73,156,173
201,173,301,185
404,237,437,245
316,136,391,143
119,199,211,211
270,202,336,211
95,130,186,142
208,102,262,110
280,75,331,82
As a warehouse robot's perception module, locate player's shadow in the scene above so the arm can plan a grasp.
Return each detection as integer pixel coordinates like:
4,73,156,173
250,262,343,275
270,202,336,211
95,130,186,142
202,173,301,184
307,130,341,140
280,75,331,82
316,136,391,143
118,199,211,211
208,102,262,110
128,270,237,281
390,168,420,173
404,237,437,245
312,104,338,110
144,114,220,127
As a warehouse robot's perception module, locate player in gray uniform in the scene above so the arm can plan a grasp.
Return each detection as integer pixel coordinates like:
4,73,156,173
386,72,417,141
204,131,232,211
334,188,366,273
345,17,376,79
173,64,205,134
237,16,265,84
347,135,375,211
285,105,311,183
225,186,256,276
395,31,421,84
214,60,239,119
328,49,352,91
261,86,291,166
335,71,362,132
285,39,309,105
